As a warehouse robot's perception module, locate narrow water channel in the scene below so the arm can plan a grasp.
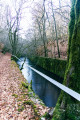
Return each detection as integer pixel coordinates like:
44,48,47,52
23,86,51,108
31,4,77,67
17,58,63,107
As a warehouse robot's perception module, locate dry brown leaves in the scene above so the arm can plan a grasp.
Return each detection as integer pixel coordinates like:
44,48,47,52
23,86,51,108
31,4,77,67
0,53,49,120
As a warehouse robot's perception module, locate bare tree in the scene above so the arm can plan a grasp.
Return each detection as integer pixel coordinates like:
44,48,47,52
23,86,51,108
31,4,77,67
42,0,48,57
6,0,26,55
32,0,48,57
50,0,60,58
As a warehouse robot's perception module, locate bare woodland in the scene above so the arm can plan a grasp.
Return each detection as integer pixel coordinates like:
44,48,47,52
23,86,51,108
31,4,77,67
0,0,80,120
0,0,71,59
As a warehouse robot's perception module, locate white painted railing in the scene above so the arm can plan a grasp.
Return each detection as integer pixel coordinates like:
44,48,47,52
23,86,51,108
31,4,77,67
12,55,22,61
12,55,80,101
26,64,80,102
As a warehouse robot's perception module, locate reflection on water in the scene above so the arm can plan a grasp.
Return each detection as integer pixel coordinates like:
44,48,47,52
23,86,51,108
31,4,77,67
17,58,63,107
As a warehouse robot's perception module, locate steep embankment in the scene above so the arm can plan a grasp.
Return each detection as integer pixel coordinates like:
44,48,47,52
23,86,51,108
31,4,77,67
0,53,49,120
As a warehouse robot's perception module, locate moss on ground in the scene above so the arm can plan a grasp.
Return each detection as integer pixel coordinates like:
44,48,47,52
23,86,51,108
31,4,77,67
23,100,39,116
12,94,18,98
18,105,24,112
21,81,28,88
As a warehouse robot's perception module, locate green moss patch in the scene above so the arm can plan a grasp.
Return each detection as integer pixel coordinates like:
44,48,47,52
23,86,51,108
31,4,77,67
21,81,28,88
23,100,39,116
12,94,18,98
18,105,24,112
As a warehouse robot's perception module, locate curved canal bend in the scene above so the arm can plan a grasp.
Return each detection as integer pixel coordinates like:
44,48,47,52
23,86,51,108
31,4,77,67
17,58,63,107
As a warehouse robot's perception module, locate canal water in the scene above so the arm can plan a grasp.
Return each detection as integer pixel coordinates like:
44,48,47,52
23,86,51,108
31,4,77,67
17,58,63,107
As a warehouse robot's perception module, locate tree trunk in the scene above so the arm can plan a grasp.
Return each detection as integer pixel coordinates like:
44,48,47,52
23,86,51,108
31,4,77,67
52,0,80,119
51,0,60,58
43,0,48,57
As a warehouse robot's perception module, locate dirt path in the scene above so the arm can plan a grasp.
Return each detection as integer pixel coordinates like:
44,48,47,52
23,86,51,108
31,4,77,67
0,53,49,120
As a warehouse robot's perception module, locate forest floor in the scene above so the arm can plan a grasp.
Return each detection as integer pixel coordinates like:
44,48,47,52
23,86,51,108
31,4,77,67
0,52,49,120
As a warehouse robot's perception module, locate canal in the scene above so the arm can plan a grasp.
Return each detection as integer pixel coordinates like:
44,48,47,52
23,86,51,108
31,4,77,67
17,57,63,107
